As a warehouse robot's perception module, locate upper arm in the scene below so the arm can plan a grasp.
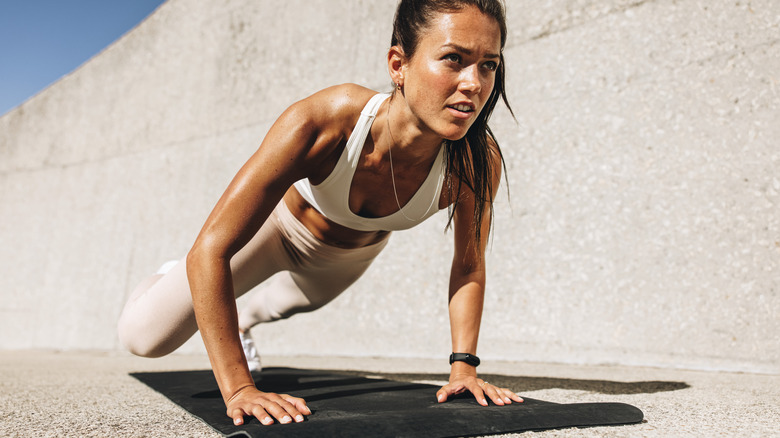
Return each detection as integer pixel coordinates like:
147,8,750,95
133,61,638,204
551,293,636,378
190,84,370,259
451,137,503,275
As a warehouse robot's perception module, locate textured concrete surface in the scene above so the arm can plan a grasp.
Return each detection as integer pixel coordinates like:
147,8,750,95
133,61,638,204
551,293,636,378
1,0,779,374
1,351,778,437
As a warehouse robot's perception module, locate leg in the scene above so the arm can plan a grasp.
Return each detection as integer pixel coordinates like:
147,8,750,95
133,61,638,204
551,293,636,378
237,268,355,330
238,201,390,330
237,256,384,330
117,204,291,357
117,257,197,357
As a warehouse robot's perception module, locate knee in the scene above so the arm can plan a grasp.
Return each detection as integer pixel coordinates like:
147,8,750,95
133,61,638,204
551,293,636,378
117,314,174,358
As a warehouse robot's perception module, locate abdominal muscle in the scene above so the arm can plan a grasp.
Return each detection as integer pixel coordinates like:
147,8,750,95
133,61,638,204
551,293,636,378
282,187,391,249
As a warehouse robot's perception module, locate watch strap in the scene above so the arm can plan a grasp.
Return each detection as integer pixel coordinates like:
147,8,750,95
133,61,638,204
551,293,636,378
449,353,480,367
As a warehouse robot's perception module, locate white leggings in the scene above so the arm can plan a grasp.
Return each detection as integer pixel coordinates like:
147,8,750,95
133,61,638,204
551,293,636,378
117,200,389,357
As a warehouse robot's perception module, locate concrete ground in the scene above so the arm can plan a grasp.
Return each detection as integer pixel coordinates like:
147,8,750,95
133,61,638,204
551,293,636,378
1,351,778,437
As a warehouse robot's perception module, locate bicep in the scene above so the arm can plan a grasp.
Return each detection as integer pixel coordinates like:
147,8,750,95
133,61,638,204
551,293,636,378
192,100,332,259
451,142,503,274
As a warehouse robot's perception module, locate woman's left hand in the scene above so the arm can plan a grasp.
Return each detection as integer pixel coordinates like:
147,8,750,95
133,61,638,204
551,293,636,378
436,374,524,406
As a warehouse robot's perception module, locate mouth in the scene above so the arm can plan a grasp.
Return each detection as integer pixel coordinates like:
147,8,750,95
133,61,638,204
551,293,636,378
447,103,476,118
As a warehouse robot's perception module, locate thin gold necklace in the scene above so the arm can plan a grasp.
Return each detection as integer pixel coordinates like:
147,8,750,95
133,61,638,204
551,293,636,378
385,99,439,222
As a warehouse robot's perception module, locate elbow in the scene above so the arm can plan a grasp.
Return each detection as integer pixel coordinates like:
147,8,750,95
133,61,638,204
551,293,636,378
185,235,234,298
186,234,228,273
451,253,486,279
185,244,204,272
185,244,205,280
450,262,486,287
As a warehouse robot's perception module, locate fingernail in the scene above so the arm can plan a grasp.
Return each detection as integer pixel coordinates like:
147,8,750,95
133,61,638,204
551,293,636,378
295,415,304,422
437,394,444,402
263,417,273,425
505,397,512,403
282,415,292,424
234,418,242,425
482,399,488,406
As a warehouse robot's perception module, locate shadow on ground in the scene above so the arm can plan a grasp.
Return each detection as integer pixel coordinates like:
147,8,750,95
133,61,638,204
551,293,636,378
344,371,690,395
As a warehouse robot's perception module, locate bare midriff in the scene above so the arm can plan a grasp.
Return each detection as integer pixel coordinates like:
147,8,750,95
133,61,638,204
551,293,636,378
283,187,391,249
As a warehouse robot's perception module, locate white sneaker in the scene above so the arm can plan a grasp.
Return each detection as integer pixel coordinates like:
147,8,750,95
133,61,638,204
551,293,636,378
239,330,262,372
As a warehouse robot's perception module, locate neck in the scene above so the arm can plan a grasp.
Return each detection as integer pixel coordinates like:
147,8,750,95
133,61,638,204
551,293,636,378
381,92,443,164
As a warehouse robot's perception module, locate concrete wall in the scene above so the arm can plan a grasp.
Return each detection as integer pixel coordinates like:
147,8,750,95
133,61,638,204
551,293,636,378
1,0,777,374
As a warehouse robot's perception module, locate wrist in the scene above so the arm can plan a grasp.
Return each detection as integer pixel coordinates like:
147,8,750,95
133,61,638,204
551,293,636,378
214,358,256,403
449,352,480,367
449,361,478,380
225,383,256,405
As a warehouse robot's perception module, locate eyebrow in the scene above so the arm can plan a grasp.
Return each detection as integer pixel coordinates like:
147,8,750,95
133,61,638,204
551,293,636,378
442,43,500,59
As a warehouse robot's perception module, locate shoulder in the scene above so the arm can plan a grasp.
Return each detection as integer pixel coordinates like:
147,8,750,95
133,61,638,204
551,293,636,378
270,84,381,180
285,83,379,132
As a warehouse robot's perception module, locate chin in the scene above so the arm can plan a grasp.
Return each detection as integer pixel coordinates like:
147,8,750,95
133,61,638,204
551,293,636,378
443,132,468,142
440,125,472,142
424,117,474,142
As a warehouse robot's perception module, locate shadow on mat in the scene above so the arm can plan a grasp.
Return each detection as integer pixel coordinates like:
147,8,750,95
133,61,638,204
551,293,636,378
342,371,689,395
188,368,688,399
193,372,427,400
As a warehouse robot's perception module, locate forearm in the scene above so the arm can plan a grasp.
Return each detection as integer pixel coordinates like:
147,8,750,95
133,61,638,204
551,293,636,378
438,268,523,407
448,269,486,377
187,249,254,404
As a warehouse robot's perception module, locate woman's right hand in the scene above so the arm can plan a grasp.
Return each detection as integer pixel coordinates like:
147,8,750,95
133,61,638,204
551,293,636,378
227,386,311,426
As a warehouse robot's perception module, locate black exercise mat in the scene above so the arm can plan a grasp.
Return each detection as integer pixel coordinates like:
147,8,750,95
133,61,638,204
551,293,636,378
132,367,643,437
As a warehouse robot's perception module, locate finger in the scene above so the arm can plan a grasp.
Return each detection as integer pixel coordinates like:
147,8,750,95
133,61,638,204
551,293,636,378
277,394,303,423
436,387,449,403
483,384,506,406
229,408,247,426
249,406,275,426
281,394,312,417
260,397,300,424
470,382,488,407
495,387,524,403
436,383,467,403
494,387,514,404
275,396,305,423
491,386,523,404
504,388,524,403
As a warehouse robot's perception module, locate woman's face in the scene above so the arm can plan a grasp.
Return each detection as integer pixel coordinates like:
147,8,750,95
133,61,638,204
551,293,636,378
398,6,501,141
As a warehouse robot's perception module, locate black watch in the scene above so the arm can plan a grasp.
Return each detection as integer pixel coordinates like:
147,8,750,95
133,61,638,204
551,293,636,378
449,353,480,367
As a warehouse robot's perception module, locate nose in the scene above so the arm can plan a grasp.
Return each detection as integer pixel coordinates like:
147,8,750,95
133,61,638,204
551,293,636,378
458,65,482,95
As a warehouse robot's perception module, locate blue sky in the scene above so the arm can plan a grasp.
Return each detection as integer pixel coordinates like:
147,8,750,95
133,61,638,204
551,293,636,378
0,1,166,116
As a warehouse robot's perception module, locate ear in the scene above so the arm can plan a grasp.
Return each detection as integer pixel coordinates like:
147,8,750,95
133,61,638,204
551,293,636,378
387,45,407,88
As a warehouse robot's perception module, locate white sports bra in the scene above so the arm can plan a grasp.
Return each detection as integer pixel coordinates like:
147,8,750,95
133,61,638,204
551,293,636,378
293,93,446,232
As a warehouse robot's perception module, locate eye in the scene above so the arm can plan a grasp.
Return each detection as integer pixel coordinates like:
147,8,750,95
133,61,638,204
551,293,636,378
443,53,462,64
482,61,498,72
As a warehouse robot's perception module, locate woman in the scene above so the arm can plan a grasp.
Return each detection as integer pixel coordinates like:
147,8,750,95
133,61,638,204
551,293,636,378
118,0,522,427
